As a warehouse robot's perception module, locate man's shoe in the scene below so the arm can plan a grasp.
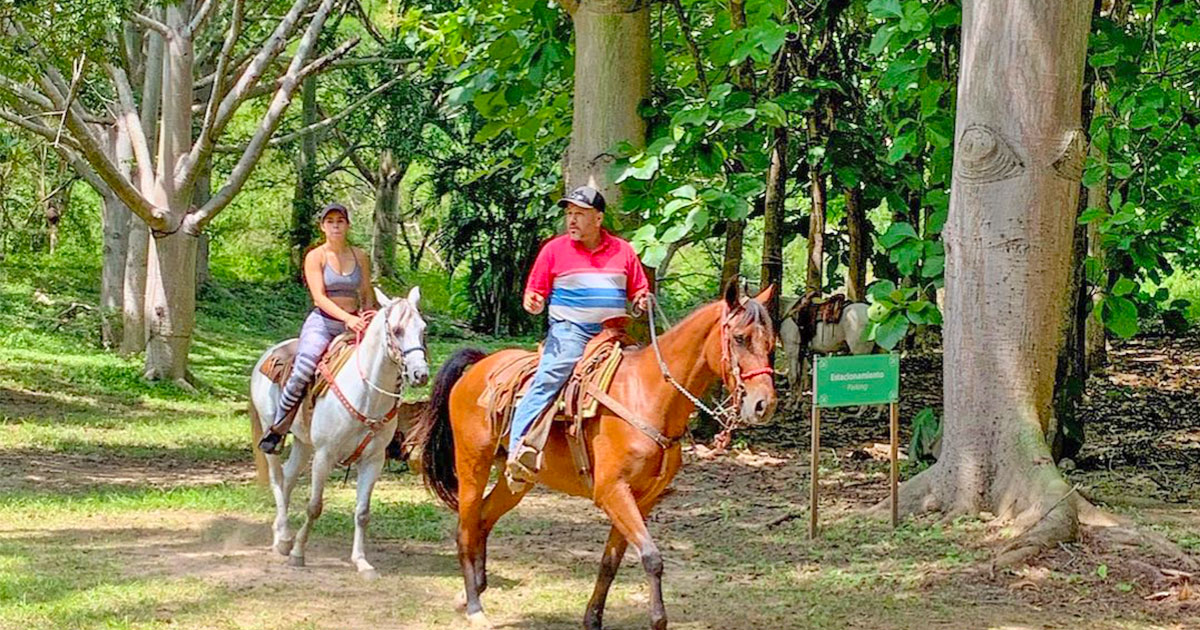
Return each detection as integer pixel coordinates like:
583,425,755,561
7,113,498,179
258,432,284,454
504,445,540,492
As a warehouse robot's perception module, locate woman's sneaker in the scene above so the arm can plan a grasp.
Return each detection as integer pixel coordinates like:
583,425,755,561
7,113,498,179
258,432,284,454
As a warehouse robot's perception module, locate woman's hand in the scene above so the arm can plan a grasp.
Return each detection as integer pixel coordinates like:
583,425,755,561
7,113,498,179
346,315,368,334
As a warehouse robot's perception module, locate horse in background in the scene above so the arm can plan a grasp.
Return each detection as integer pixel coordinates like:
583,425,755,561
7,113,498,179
778,291,875,395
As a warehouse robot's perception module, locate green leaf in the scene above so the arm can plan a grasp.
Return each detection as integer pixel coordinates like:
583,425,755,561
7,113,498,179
646,137,677,156
874,312,910,350
663,198,694,214
1102,296,1139,339
473,120,506,143
1089,48,1121,68
686,206,710,232
642,243,668,268
867,0,903,19
869,25,895,56
708,83,733,103
868,280,898,302
1110,162,1133,179
615,156,659,183
720,108,756,129
661,223,690,244
756,101,788,127
921,253,945,279
671,106,710,127
879,222,919,248
671,184,698,200
1130,105,1158,130
887,129,920,163
1096,564,1109,579
1077,206,1108,224
1111,277,1136,297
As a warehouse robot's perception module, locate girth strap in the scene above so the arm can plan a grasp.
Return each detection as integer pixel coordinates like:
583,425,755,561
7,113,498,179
585,384,678,450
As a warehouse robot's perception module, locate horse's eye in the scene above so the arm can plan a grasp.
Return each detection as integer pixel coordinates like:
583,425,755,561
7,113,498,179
734,334,748,346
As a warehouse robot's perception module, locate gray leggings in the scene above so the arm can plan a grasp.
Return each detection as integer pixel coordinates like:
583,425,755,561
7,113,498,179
273,309,346,424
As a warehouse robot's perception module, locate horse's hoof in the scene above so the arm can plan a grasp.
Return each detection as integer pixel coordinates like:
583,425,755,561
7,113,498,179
455,590,468,612
359,568,380,581
273,539,294,556
466,611,492,628
287,555,305,568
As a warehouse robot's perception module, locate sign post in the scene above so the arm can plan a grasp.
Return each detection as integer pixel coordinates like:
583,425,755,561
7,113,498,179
809,353,901,538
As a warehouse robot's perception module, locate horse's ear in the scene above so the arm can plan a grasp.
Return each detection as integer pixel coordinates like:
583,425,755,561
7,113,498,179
723,281,740,310
753,284,776,305
374,286,393,306
406,286,421,309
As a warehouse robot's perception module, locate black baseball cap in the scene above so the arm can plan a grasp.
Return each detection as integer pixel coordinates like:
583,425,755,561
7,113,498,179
317,202,350,222
557,185,606,213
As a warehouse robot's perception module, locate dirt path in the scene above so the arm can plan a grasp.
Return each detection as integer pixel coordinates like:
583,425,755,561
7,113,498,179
3,333,1198,629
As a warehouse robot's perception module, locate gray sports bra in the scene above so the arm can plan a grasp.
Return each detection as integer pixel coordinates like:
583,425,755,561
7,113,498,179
323,253,361,299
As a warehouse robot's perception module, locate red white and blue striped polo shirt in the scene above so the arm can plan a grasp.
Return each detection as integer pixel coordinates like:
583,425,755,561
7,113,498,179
525,230,650,330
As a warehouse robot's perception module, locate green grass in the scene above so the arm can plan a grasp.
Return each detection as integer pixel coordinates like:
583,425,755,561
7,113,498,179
1,254,1194,630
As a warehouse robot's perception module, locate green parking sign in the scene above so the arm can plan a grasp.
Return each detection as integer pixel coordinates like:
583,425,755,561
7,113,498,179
814,354,899,408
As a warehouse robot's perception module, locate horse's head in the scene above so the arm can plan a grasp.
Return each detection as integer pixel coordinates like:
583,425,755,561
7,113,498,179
374,286,430,387
716,283,778,426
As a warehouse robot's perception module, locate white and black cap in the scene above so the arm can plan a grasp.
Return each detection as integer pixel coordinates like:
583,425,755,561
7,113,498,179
557,185,606,213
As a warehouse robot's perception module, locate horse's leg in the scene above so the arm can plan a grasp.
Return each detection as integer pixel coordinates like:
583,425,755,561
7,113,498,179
583,526,628,630
350,449,384,579
270,440,311,555
455,471,530,612
455,439,495,627
288,449,333,568
595,484,669,630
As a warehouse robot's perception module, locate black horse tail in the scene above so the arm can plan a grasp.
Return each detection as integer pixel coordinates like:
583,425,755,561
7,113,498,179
408,347,487,511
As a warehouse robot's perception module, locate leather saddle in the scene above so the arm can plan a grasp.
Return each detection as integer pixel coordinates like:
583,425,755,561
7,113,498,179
259,332,359,394
479,316,635,488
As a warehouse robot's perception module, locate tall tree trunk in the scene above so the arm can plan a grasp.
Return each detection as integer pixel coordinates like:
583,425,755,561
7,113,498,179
144,232,198,382
194,165,212,289
898,0,1095,559
563,0,649,214
122,215,148,355
143,2,197,384
290,76,320,273
720,0,753,295
760,127,787,322
806,141,826,292
845,186,868,301
101,194,130,347
371,151,402,281
759,34,793,323
101,124,133,348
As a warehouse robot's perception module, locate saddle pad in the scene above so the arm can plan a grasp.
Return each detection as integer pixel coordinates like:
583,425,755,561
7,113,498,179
310,332,359,398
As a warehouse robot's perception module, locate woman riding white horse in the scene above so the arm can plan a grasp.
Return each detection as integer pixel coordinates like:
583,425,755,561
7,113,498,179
249,202,430,576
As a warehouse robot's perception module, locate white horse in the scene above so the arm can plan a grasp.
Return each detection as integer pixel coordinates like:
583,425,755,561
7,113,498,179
249,286,429,578
778,295,875,393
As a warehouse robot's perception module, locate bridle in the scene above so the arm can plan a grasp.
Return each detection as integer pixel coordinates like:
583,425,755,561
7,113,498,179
355,299,428,400
647,295,774,439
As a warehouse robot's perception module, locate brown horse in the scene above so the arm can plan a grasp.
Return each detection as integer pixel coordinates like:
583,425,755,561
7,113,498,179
409,284,778,629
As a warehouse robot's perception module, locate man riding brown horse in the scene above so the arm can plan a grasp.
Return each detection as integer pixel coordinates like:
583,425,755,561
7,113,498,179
504,185,651,487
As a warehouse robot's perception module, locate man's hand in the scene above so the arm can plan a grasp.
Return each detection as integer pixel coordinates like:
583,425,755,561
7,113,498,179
523,291,546,315
632,291,651,316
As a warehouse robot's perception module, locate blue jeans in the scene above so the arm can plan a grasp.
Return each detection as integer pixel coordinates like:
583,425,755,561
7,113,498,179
508,319,599,453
